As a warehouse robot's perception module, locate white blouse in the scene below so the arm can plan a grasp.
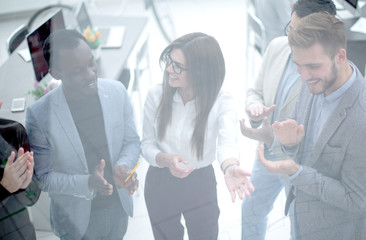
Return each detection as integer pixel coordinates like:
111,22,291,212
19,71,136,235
141,84,240,169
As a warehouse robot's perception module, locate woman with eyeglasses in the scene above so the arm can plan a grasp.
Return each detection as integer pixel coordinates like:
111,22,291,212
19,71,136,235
141,32,254,239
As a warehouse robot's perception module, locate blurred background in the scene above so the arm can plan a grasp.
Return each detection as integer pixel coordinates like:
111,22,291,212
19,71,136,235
0,0,365,239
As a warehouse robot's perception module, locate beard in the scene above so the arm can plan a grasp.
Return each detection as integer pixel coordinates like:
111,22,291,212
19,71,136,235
308,62,338,96
322,63,338,94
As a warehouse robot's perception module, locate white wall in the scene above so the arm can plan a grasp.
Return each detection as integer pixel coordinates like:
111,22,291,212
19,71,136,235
0,0,59,15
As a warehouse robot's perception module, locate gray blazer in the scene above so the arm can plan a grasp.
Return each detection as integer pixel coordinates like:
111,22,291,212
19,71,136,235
288,64,366,240
25,79,141,240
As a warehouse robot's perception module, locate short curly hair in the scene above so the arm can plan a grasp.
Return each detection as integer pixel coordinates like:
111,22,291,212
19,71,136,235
42,29,88,69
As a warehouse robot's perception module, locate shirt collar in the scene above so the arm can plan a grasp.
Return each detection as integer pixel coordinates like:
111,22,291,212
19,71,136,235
173,89,195,104
173,90,182,103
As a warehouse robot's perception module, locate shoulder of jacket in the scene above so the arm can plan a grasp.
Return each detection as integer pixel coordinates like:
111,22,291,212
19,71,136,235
29,86,58,110
267,36,289,51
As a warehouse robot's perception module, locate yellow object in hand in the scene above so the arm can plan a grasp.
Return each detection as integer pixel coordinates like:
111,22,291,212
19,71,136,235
124,162,140,183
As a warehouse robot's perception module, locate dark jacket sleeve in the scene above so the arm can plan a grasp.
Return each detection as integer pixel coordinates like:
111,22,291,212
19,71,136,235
0,121,41,205
0,135,13,202
0,183,11,202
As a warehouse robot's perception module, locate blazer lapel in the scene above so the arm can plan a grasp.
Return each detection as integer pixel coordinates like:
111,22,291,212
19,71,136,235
52,86,88,170
296,92,313,164
97,81,115,164
268,48,292,105
306,75,362,167
280,77,302,117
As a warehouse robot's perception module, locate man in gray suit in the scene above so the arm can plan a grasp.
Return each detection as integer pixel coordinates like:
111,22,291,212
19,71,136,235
240,1,336,239
26,29,140,240
258,12,366,240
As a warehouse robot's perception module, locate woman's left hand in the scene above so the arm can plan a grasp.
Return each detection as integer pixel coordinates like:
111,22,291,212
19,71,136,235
224,166,255,202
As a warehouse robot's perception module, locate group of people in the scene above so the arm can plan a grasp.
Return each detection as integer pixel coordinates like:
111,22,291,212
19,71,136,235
1,0,366,239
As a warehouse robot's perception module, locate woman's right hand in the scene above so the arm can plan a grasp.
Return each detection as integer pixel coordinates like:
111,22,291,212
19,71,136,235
156,153,194,178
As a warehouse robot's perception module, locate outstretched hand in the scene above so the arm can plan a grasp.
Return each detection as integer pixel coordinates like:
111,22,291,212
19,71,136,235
240,117,274,145
272,119,305,147
224,166,255,203
246,104,276,122
257,145,299,175
88,159,113,195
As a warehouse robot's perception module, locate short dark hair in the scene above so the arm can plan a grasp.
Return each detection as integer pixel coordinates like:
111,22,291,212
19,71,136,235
43,29,88,69
293,0,337,18
288,12,346,57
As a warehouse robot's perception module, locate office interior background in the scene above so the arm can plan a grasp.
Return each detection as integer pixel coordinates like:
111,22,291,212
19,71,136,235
0,0,365,239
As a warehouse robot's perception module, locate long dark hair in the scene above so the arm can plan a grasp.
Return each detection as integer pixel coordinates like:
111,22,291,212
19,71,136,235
157,32,225,160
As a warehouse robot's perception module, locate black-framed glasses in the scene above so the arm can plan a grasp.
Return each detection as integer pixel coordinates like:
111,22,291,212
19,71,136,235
284,21,291,36
164,54,188,74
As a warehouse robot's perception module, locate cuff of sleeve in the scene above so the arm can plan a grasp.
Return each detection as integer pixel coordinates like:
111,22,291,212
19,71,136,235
250,119,263,129
142,149,163,168
289,165,303,181
281,143,298,157
265,136,279,152
115,161,133,170
223,163,239,175
217,149,240,167
149,150,164,168
79,175,96,200
0,184,11,200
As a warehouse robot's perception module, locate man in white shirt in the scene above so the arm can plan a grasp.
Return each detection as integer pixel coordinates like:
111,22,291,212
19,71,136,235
258,12,366,240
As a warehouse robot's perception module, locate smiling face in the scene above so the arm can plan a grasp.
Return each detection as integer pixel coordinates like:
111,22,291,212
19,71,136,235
166,48,193,99
292,43,343,96
52,39,98,99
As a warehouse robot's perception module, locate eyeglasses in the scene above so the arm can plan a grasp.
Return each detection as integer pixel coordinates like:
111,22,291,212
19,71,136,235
164,54,187,74
284,21,291,36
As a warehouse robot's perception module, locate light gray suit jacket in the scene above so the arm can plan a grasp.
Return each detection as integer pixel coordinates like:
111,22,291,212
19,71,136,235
287,64,366,240
25,78,140,240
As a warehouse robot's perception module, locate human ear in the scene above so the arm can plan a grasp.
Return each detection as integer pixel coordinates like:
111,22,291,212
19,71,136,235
334,48,347,65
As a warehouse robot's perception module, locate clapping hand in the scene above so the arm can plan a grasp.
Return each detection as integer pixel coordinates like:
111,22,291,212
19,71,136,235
1,148,33,193
20,150,34,189
246,104,276,122
272,119,305,147
240,117,274,145
257,145,299,175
